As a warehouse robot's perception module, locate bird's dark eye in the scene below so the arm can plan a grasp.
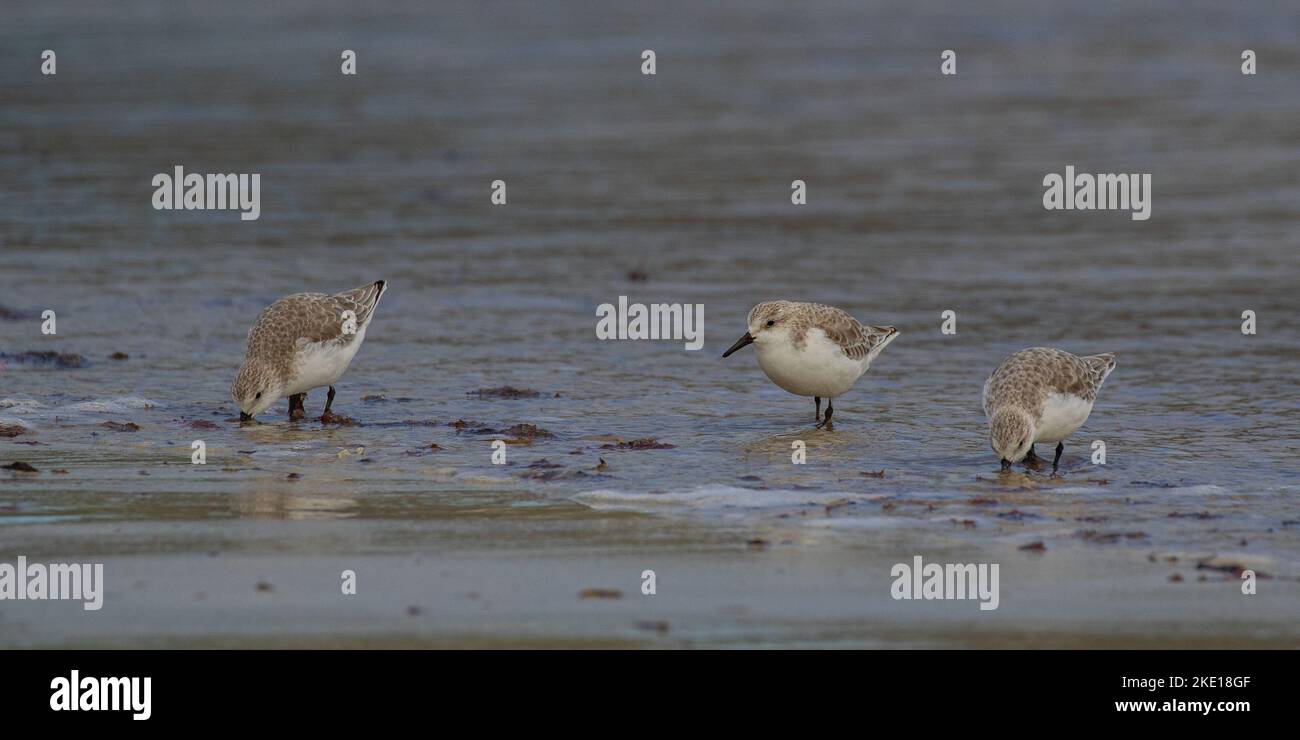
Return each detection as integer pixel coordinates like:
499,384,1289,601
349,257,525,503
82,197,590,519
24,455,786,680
766,320,775,327
255,392,262,399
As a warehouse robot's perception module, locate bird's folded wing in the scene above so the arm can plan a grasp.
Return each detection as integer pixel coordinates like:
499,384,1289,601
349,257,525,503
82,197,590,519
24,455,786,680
817,308,893,361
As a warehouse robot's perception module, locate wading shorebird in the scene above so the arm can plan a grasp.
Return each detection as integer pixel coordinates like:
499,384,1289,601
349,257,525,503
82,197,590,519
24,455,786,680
982,347,1116,470
232,280,388,423
722,301,898,428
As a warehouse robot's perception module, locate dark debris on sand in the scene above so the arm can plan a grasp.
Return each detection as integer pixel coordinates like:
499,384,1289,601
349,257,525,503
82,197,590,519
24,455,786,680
0,351,86,368
1195,559,1272,579
578,588,622,599
600,438,675,450
2,461,38,472
101,421,141,432
1076,530,1148,544
0,306,39,321
0,423,28,438
997,509,1040,520
449,419,496,434
1167,510,1219,520
502,424,553,443
471,386,541,399
446,419,553,441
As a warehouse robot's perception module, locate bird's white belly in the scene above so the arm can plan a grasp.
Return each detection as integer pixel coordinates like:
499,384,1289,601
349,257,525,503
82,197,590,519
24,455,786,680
756,331,865,398
286,324,368,395
1034,392,1093,443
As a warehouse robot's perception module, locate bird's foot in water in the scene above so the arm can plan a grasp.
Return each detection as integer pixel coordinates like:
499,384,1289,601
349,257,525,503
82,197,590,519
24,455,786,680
320,410,358,425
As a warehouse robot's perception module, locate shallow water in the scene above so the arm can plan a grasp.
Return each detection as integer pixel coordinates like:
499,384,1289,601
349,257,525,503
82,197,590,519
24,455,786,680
1,1,1298,646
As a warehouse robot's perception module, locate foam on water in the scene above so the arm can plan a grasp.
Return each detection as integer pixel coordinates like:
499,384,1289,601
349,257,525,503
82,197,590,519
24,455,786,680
0,416,35,432
572,484,886,514
0,398,47,415
62,397,163,414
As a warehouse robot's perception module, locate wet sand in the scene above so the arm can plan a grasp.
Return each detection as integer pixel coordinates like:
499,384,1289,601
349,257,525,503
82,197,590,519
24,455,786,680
3,516,1297,649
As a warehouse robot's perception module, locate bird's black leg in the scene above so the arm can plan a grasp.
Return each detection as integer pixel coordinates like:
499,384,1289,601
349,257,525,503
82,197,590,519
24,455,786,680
288,393,306,421
320,386,344,423
1053,441,1064,469
1025,445,1039,462
815,396,821,422
816,399,834,429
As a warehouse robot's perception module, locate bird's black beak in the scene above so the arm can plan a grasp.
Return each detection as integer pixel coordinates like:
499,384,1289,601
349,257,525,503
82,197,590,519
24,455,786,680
240,412,253,422
1000,459,1012,471
721,332,754,358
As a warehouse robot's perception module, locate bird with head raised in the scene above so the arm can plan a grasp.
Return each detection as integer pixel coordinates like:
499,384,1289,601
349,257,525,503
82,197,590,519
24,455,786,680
722,300,898,428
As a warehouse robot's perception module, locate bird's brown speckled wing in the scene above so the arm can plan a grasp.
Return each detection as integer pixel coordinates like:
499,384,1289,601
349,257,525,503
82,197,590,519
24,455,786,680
243,282,386,380
334,280,386,328
808,304,897,361
983,347,1115,415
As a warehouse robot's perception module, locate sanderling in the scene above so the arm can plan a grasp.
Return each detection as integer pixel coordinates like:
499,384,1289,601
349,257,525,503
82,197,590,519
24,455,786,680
232,280,388,422
722,301,898,428
982,347,1116,470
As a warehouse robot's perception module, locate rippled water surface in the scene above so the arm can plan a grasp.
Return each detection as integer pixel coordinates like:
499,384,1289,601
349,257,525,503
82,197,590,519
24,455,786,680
1,1,1298,647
